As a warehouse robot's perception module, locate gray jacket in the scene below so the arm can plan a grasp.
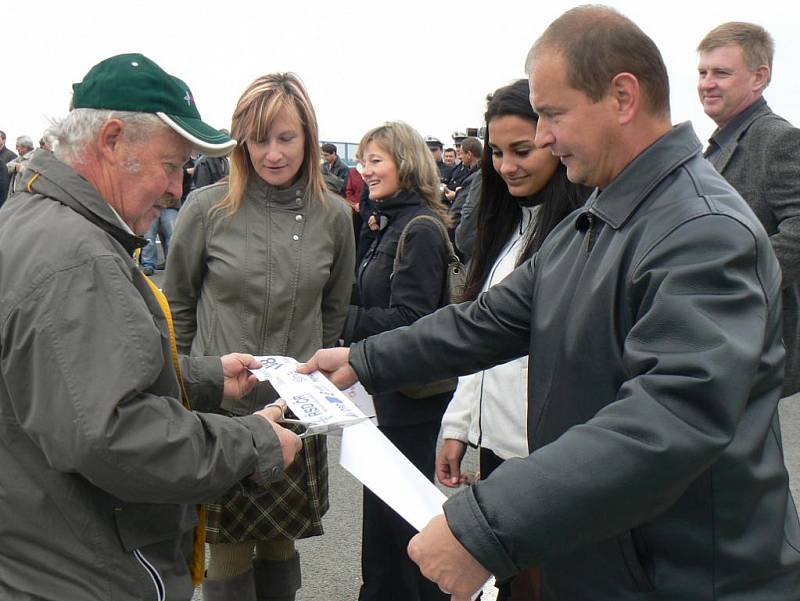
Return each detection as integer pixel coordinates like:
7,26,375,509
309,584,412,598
350,123,800,599
164,177,355,414
0,151,285,601
708,99,800,395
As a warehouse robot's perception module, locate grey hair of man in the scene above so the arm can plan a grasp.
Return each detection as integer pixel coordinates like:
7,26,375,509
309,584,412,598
16,136,35,153
51,108,166,168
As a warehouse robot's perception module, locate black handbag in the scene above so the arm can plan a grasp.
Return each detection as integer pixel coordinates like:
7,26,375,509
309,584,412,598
392,215,466,398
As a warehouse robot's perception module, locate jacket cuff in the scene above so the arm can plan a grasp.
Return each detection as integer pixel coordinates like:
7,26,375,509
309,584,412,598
342,305,360,346
232,414,286,488
443,487,518,582
181,355,224,412
440,426,469,442
349,339,376,394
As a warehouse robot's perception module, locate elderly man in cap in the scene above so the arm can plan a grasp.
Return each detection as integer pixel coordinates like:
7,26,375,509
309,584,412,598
301,6,800,600
0,53,301,601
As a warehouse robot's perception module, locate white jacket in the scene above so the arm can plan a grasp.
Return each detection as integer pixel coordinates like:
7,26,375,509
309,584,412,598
440,206,538,459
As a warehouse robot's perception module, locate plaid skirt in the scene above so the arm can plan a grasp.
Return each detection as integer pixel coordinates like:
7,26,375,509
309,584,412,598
205,432,329,543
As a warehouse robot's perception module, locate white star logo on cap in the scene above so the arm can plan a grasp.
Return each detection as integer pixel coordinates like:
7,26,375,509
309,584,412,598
184,91,192,106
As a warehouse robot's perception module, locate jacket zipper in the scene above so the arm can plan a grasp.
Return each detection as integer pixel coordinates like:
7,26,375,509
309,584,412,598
133,549,166,601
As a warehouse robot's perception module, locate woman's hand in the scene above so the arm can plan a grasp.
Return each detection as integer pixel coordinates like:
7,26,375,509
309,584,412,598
297,348,358,389
436,439,469,487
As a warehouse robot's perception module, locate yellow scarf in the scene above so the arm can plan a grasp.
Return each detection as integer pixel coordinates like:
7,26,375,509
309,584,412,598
143,275,207,587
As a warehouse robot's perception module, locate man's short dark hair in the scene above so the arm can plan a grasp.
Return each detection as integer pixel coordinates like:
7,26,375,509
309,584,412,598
526,5,670,117
0,130,5,143
460,137,483,159
444,147,455,155
321,143,337,155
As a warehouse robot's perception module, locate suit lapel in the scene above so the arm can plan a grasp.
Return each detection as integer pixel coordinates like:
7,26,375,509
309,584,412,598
712,103,773,173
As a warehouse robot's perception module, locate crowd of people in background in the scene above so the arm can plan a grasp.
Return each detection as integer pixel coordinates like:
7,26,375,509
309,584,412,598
2,6,800,601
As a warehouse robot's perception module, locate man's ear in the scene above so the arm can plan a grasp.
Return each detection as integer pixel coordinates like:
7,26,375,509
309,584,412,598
610,72,640,126
96,119,125,164
753,64,771,93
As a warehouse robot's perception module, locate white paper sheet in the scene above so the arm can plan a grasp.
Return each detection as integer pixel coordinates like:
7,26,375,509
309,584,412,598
340,420,447,531
250,355,372,425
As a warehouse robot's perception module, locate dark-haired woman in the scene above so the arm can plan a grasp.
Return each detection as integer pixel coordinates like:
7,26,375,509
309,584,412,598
436,79,591,600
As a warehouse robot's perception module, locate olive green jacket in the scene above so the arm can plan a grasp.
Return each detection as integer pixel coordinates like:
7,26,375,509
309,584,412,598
164,177,355,414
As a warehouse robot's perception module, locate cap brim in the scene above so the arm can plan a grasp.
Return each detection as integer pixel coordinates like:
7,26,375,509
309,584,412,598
157,112,236,157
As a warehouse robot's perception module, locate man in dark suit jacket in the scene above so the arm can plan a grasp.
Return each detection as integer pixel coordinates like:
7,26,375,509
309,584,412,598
698,22,800,396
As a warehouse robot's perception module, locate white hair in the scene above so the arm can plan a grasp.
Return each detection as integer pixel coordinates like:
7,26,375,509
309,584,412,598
16,136,35,152
51,109,165,166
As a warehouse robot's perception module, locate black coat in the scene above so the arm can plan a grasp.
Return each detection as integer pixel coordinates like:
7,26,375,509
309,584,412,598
343,189,451,426
0,163,9,207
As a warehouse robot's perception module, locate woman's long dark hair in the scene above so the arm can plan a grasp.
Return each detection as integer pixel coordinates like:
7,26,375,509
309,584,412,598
462,79,591,301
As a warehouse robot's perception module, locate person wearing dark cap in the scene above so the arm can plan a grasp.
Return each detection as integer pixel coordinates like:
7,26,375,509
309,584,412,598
0,53,301,601
425,135,452,180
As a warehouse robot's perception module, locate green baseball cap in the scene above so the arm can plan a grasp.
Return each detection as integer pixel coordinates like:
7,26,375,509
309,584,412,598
72,53,236,157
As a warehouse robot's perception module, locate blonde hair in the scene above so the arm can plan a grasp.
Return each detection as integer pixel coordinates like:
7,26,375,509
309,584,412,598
357,121,451,226
698,22,774,84
214,73,325,215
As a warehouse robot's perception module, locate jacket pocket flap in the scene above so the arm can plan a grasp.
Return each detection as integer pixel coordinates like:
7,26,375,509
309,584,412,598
114,503,198,552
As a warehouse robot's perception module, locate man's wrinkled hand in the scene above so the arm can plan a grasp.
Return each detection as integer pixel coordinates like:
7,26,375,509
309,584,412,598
254,401,302,468
408,514,490,600
221,353,261,400
297,348,358,389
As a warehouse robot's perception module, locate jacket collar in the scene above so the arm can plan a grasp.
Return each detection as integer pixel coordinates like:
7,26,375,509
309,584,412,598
21,151,145,254
248,172,309,208
374,188,424,221
582,122,702,230
709,98,771,173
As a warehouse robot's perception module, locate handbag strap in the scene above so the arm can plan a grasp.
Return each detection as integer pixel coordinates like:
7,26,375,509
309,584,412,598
393,214,459,274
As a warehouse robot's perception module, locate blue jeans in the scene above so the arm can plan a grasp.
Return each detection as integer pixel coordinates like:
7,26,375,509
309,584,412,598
141,207,178,269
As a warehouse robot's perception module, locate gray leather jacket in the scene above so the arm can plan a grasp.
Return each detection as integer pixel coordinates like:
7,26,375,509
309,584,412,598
0,152,284,601
350,123,800,599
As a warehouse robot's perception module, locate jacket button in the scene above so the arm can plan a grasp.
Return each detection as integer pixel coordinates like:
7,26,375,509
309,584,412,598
271,466,280,478
293,234,300,241
295,214,303,222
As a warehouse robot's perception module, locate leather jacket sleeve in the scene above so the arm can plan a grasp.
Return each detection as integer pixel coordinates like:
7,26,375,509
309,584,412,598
349,254,534,391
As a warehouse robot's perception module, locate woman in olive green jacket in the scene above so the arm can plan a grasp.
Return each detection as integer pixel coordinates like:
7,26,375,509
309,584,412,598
164,73,355,601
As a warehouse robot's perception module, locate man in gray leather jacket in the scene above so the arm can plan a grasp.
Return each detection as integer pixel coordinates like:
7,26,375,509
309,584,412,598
0,54,301,601
302,7,800,600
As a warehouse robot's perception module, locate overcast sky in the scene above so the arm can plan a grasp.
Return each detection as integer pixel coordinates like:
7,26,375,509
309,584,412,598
4,0,799,151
